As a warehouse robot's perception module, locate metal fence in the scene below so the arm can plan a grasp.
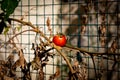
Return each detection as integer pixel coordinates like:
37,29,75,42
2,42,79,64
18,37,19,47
0,0,119,80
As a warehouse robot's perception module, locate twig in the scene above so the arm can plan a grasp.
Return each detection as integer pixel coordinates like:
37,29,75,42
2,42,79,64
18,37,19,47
8,29,34,42
9,18,36,29
90,54,98,80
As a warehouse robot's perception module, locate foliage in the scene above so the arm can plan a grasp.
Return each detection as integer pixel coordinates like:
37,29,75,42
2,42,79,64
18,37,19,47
0,0,20,34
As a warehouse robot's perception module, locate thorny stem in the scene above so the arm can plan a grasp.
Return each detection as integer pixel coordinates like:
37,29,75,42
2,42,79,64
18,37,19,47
9,18,75,74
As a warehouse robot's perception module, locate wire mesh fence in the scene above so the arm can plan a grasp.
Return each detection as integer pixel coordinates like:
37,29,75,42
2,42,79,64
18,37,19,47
0,0,120,80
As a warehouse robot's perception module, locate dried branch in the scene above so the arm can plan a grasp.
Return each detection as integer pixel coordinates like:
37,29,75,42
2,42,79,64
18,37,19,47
8,18,36,29
64,44,120,56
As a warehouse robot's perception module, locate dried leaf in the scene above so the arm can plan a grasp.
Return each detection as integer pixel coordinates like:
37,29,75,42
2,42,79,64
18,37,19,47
109,40,118,53
100,37,106,47
31,57,40,70
0,66,7,77
0,60,6,65
31,43,35,50
7,54,14,62
46,17,52,32
46,17,52,37
81,25,86,34
70,62,87,80
19,50,26,69
98,14,107,47
99,26,106,47
12,49,26,69
111,40,117,50
100,26,106,34
73,60,79,67
3,75,14,80
39,69,44,80
82,15,88,24
49,66,60,80
46,17,50,27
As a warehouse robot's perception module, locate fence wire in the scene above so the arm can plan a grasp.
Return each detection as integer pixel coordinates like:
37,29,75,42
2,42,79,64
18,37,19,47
0,0,120,80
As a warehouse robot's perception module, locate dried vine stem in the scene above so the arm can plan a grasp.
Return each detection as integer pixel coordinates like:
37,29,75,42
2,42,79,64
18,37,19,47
8,18,75,74
64,44,120,56
8,18,36,29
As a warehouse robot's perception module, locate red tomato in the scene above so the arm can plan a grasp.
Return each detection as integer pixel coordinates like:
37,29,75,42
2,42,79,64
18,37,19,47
52,34,67,47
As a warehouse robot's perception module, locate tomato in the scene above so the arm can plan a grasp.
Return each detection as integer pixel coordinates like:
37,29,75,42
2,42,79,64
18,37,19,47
52,34,67,47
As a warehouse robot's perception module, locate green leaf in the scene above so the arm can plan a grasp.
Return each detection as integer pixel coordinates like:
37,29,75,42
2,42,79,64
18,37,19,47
0,20,7,34
1,0,20,19
16,26,21,31
4,27,10,35
7,18,12,24
0,24,4,34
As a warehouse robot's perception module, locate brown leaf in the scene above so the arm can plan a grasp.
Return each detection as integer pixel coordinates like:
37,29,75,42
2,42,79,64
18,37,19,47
3,75,14,80
111,40,117,49
100,36,106,47
46,17,50,27
49,66,60,80
39,69,44,80
109,40,118,53
0,66,7,77
12,49,26,69
31,57,40,70
81,25,86,35
7,54,14,62
46,17,52,32
71,63,87,80
0,60,6,65
19,50,26,69
100,26,106,34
